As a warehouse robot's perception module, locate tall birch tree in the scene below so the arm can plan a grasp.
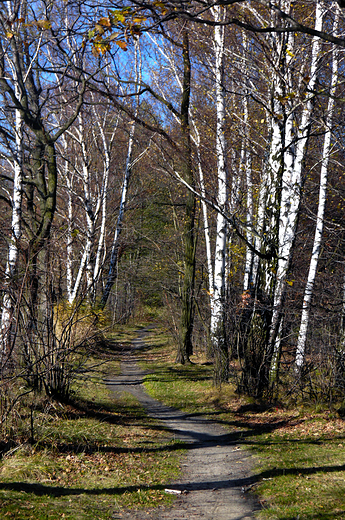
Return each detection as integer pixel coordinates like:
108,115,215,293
295,6,340,371
101,40,142,309
210,5,230,383
268,0,326,387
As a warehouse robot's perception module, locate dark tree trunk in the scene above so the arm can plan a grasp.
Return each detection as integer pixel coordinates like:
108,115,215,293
176,28,196,365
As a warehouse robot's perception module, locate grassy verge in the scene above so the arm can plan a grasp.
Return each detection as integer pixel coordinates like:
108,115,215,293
0,329,183,520
139,328,345,520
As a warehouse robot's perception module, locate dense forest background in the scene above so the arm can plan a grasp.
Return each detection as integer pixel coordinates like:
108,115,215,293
1,0,345,413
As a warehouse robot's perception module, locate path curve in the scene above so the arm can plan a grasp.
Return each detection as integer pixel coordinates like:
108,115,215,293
105,329,260,520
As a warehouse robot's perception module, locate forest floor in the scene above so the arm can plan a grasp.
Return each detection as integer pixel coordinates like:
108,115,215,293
106,328,260,519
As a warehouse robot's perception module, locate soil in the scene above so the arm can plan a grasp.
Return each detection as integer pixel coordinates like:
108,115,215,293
106,328,261,520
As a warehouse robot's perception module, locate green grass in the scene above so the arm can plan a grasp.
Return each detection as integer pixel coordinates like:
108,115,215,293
138,328,345,520
0,328,183,519
251,412,345,519
138,328,217,414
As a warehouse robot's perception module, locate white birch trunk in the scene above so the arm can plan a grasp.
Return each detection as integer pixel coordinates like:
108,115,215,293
269,0,324,381
101,41,141,308
0,85,23,365
79,122,99,295
193,124,214,298
239,29,254,292
243,151,253,291
210,6,228,350
92,116,118,291
66,171,74,304
58,133,75,304
100,123,135,308
295,8,339,370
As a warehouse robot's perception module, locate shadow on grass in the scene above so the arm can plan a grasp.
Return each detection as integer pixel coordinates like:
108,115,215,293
101,335,345,450
1,462,344,498
29,438,189,456
144,365,213,383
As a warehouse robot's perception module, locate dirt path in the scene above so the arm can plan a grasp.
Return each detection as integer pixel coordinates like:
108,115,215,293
106,329,260,520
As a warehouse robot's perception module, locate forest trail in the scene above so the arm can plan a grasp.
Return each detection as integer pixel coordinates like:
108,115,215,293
106,329,260,520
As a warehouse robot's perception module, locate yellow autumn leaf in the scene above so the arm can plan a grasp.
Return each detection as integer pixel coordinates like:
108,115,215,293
133,17,146,24
35,20,52,30
114,13,125,23
98,17,112,27
153,1,168,14
108,32,120,42
94,42,110,54
95,24,105,35
116,40,127,51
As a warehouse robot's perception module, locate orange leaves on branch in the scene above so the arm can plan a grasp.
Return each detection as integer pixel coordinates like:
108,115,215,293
98,17,112,28
4,16,51,39
115,40,128,51
20,19,52,31
92,42,111,56
89,8,146,55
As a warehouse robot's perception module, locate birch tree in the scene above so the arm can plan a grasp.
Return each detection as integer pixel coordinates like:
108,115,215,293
0,43,24,369
268,0,326,387
295,6,340,371
227,0,330,396
101,40,143,309
57,100,119,305
210,5,230,383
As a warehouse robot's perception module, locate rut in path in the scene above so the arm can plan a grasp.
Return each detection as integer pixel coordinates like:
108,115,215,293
105,328,260,520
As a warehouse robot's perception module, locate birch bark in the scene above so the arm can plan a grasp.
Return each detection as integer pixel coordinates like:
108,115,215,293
57,90,119,306
93,111,118,295
0,2,26,367
268,0,325,385
210,5,229,383
0,88,23,368
295,7,339,370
